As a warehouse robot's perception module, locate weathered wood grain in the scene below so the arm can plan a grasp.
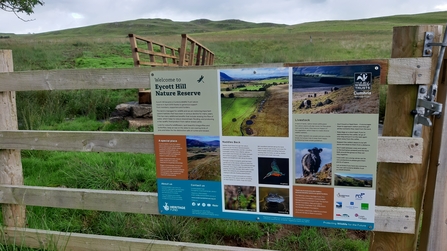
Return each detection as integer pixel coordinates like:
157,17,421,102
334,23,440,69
0,130,154,153
0,185,159,215
374,206,416,234
387,57,433,85
0,50,25,227
3,227,270,251
377,136,423,163
0,63,286,91
0,131,422,163
0,185,415,234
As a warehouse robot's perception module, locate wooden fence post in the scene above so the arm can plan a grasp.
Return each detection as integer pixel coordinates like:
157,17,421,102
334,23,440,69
418,27,447,251
0,50,25,227
369,25,442,251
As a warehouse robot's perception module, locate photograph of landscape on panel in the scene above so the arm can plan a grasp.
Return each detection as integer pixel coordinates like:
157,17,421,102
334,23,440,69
292,65,380,114
220,67,289,137
186,135,221,181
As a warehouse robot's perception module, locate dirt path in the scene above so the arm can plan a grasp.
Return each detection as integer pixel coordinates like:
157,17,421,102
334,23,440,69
245,84,289,137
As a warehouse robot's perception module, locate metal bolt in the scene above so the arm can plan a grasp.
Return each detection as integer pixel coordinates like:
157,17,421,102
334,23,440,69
427,33,434,40
414,130,421,137
425,49,432,55
420,88,426,94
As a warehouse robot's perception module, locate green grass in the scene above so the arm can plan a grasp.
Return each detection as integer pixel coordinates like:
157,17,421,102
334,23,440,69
221,97,259,136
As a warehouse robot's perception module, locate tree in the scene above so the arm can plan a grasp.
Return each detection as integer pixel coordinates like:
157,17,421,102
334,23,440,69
0,0,44,21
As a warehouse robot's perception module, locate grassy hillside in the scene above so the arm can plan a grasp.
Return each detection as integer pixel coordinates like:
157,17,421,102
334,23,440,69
0,10,445,72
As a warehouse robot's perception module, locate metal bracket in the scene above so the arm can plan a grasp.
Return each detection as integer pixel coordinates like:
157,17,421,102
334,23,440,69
423,32,435,57
413,86,443,137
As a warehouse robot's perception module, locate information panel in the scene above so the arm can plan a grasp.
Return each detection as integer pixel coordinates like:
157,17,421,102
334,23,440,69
151,64,379,230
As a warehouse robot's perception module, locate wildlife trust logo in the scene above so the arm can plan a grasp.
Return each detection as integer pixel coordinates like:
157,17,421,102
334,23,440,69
353,72,372,97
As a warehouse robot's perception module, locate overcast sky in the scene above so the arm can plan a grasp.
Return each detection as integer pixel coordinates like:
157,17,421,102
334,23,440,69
1,0,447,34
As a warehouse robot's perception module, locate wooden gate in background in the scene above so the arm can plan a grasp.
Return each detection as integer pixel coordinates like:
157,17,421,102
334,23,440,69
0,25,446,251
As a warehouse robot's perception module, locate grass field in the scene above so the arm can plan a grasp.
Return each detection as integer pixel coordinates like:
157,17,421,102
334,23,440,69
0,10,445,250
221,97,260,136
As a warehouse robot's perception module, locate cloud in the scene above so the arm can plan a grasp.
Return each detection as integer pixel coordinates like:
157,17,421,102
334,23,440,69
435,4,447,10
1,0,447,34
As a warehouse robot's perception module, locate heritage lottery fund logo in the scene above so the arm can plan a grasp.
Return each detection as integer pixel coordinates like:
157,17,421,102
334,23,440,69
354,72,372,97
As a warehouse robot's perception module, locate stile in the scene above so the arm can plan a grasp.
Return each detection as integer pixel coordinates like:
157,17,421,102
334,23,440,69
0,50,25,228
369,25,443,251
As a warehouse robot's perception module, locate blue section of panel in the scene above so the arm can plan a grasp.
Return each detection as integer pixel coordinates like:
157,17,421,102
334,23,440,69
157,179,373,231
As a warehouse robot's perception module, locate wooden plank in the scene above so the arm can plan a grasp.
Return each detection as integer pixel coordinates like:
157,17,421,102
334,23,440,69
374,206,416,234
0,50,25,228
369,25,443,251
387,57,432,85
418,30,447,251
161,45,168,64
196,46,203,65
128,35,140,67
0,130,154,153
3,227,271,251
0,131,421,163
0,61,398,92
139,61,179,67
0,185,159,215
130,34,178,51
135,48,178,59
179,34,188,66
189,41,196,66
377,137,423,163
0,185,415,234
0,67,152,91
147,41,156,63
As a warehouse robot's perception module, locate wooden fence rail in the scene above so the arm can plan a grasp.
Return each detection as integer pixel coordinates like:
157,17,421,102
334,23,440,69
128,33,215,67
0,25,445,251
129,34,179,67
179,34,215,66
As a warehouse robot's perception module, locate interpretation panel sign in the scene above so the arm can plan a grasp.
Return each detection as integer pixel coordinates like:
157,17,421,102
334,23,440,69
152,64,380,230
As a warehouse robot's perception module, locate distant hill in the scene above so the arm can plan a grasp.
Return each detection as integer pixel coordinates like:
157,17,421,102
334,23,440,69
2,11,446,38
31,18,286,37
187,139,220,147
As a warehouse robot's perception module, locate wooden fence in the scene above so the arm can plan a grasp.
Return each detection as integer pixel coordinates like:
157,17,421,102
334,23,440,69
129,33,215,67
0,25,445,251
